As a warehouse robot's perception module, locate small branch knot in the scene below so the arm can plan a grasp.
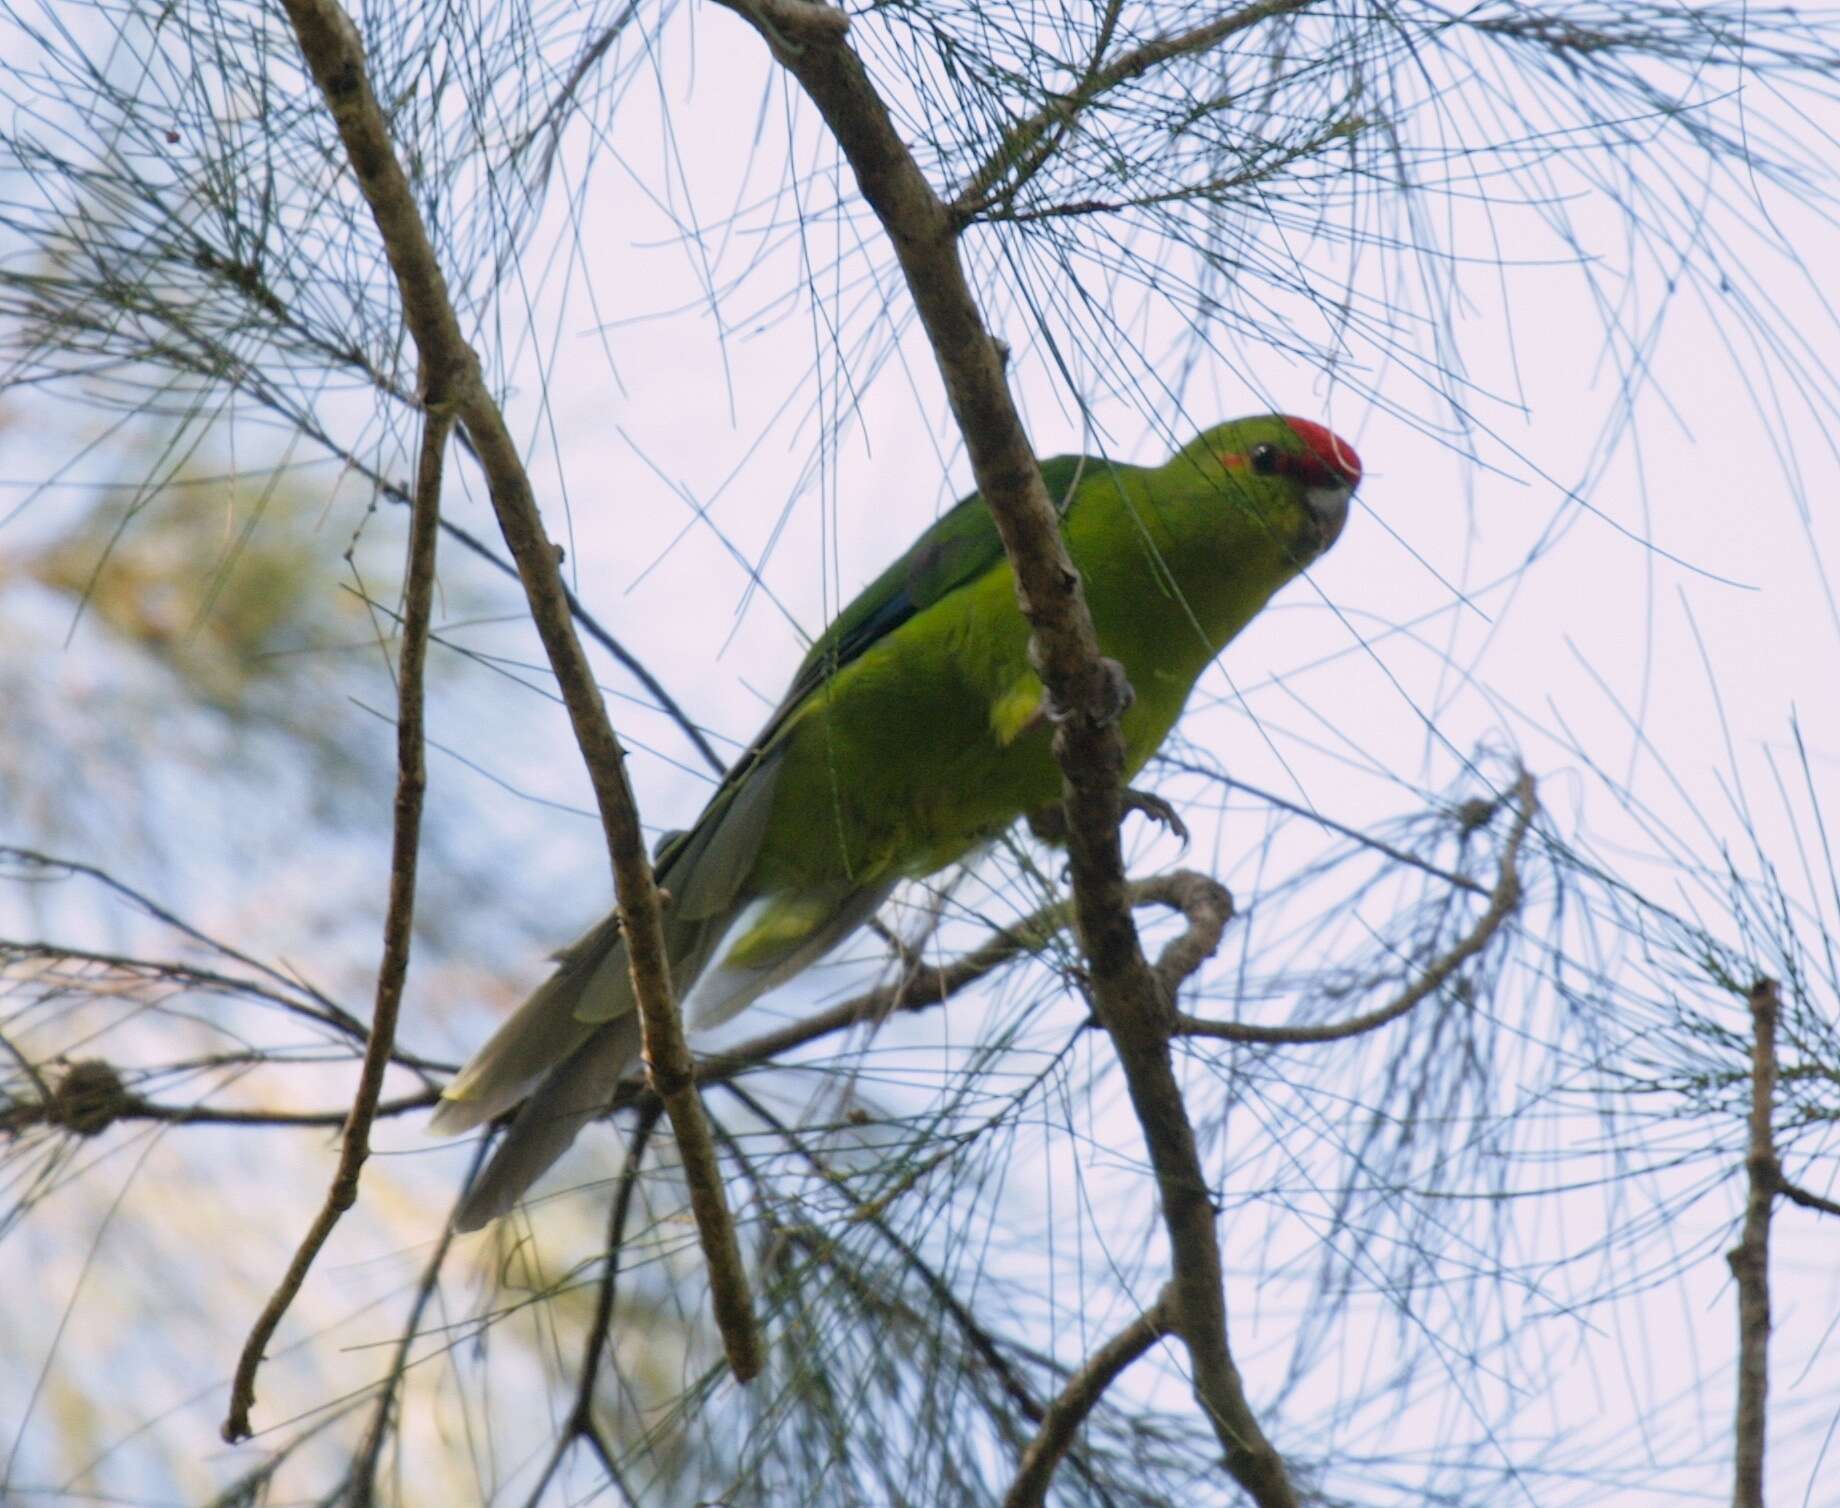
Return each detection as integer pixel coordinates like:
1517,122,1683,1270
47,1059,132,1137
1454,797,1496,834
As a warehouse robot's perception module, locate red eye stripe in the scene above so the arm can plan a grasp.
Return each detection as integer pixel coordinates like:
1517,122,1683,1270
1214,448,1300,480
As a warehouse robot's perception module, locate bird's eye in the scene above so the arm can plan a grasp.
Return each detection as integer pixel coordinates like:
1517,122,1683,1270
1248,443,1280,476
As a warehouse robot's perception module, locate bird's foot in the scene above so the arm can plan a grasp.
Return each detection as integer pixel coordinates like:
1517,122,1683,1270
1025,788,1187,848
1026,803,1067,844
1041,656,1135,728
1121,787,1189,848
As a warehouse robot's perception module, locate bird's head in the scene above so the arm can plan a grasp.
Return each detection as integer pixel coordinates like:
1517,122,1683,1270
1173,414,1363,563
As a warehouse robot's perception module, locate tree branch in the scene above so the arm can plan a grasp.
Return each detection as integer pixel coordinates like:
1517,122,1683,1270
1176,771,1534,1045
691,871,1232,1092
225,379,448,1442
1775,1176,1840,1219
1002,1286,1176,1508
1729,976,1780,1508
1078,949,1291,1500
713,9,1291,1494
2,1081,438,1135
270,0,757,1386
5,873,1220,1141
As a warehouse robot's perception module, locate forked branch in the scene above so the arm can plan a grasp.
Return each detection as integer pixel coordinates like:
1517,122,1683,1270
225,378,449,1442
1002,1286,1177,1508
1177,771,1535,1045
227,0,759,1438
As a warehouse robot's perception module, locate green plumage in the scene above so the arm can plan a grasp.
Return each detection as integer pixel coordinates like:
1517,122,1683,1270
435,414,1361,1229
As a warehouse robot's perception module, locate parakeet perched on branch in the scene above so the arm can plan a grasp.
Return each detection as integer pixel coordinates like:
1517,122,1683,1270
433,414,1361,1230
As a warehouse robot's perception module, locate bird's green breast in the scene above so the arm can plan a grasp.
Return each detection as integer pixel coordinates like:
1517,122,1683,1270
741,466,1309,896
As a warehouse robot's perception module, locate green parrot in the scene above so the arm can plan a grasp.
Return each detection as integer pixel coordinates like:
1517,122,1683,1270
433,414,1361,1229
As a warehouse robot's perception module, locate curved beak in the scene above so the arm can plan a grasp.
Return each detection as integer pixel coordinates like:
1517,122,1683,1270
1303,479,1354,559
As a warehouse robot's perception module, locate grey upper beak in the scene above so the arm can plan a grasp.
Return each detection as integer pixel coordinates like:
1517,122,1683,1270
1305,481,1353,557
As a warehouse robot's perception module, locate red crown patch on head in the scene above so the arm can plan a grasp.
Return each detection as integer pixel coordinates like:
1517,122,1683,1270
1282,416,1362,487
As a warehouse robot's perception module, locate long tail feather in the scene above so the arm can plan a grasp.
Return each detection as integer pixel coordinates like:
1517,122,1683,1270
435,909,727,1226
449,1014,643,1232
432,746,895,1227
686,880,898,1031
428,913,628,1134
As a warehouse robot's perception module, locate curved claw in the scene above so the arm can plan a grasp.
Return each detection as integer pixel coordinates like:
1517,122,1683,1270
1122,787,1190,848
1027,788,1189,850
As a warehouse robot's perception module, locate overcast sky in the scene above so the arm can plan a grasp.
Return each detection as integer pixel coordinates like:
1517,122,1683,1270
3,9,1837,1504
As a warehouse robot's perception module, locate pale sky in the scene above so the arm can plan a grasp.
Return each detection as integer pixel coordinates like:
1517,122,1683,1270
3,8,1837,1505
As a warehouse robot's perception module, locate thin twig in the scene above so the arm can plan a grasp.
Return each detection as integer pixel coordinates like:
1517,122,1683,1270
222,382,449,1444
345,1139,480,1508
1729,976,1780,1508
1177,771,1535,1044
0,1024,51,1100
1002,1286,1176,1508
510,0,645,179
1775,1176,1840,1219
186,189,721,784
722,1077,1150,1502
1146,872,1236,997
470,523,726,779
1154,757,1490,896
950,0,1319,219
574,1103,666,1419
522,1103,662,1508
748,1067,1186,1508
974,122,1356,227
272,0,758,1385
0,938,447,1077
0,847,358,1036
718,1080,1043,1429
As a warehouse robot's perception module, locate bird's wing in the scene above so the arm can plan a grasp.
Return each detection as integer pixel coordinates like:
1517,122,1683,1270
774,452,1096,715
644,453,1103,925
